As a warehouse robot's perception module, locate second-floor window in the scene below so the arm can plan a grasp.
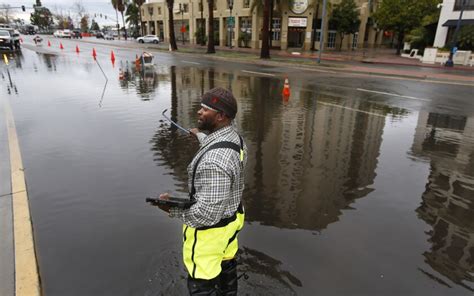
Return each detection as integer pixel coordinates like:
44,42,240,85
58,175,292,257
454,0,474,10
243,0,250,8
158,7,161,15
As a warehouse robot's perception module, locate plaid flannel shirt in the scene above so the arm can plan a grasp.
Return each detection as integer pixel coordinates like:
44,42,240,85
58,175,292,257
169,125,247,228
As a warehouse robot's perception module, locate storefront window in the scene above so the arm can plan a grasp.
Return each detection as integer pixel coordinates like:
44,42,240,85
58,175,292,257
271,18,281,41
315,29,321,42
352,33,358,49
327,31,336,48
239,17,252,47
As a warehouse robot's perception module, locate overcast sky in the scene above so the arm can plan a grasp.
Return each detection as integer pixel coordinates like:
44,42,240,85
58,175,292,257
2,0,120,26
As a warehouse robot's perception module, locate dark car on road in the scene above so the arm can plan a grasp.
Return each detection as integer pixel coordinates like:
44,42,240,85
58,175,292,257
72,30,82,39
0,29,15,50
96,32,104,39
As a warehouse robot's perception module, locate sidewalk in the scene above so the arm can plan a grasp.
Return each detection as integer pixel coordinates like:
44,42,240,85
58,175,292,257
46,36,474,84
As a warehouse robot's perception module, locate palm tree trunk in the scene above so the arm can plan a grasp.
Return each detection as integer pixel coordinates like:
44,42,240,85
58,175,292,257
167,1,178,50
121,12,128,40
115,8,121,40
396,30,404,55
260,0,271,59
207,0,215,54
138,6,143,36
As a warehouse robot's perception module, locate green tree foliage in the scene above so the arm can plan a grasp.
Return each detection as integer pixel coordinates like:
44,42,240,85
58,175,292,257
126,2,140,37
80,15,89,32
373,0,439,54
133,0,145,36
111,0,121,38
458,25,474,50
90,19,100,31
330,0,360,50
30,6,53,29
117,0,128,39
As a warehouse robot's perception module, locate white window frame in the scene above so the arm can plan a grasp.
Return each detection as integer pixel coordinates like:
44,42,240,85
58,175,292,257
352,32,358,49
271,18,281,41
327,30,336,49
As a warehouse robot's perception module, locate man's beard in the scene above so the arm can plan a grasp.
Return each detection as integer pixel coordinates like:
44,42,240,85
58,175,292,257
198,117,215,132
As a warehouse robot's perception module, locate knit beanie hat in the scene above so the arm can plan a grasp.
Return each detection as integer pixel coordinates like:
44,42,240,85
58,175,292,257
201,87,237,119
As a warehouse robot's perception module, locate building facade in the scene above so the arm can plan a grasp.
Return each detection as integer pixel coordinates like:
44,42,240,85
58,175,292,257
434,0,474,48
141,0,384,51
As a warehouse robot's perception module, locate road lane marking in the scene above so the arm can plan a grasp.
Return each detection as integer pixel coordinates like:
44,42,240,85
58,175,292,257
242,70,276,77
3,98,41,296
357,88,430,102
182,61,200,65
318,101,386,118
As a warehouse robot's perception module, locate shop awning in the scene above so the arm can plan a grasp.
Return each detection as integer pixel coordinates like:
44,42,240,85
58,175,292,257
442,19,474,27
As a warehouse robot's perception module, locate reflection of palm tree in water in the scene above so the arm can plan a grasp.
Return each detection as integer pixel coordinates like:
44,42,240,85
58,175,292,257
149,65,199,192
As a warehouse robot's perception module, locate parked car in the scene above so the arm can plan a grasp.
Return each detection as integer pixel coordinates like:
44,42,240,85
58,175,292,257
136,35,160,44
53,30,63,38
0,29,14,50
62,29,72,38
104,33,114,40
96,32,104,39
3,28,21,49
72,30,82,39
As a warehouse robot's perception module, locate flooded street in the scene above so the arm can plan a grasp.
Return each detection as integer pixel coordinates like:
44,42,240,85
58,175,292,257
1,39,474,295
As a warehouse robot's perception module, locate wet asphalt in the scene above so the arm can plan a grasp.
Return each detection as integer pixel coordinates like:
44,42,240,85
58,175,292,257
0,36,473,295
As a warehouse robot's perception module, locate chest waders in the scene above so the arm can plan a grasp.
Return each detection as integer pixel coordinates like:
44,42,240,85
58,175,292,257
183,137,245,281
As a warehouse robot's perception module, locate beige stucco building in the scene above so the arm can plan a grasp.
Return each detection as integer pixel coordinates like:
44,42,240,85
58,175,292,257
141,0,384,51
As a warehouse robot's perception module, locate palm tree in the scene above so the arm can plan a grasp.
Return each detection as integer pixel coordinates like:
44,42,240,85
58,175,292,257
126,2,139,37
133,0,145,36
166,0,178,50
260,0,271,59
111,0,121,39
118,0,128,40
207,0,215,54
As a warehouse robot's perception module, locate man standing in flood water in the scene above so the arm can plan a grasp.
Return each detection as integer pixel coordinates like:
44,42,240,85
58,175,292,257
157,87,248,295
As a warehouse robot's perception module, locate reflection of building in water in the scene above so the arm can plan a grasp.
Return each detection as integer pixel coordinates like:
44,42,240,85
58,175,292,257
244,90,386,230
150,66,389,231
411,111,474,291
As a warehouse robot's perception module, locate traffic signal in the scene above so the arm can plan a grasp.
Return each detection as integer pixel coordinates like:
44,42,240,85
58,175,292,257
22,5,25,12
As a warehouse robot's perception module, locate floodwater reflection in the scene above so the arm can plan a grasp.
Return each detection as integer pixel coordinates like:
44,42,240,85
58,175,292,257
119,61,168,99
150,66,410,231
412,111,474,291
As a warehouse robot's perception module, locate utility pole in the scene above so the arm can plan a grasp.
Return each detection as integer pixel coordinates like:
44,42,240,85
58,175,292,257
445,0,467,67
318,0,328,63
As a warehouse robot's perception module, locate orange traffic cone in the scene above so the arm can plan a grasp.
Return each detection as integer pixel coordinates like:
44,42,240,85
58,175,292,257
47,40,51,47
76,45,80,53
60,42,64,50
92,48,97,60
282,77,290,97
135,54,140,68
111,50,116,67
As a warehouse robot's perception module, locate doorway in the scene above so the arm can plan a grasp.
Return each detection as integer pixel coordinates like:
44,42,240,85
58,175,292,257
287,27,305,48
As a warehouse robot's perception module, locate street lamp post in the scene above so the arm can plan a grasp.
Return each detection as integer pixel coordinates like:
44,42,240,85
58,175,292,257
179,3,185,45
318,0,328,63
445,0,467,67
228,0,234,48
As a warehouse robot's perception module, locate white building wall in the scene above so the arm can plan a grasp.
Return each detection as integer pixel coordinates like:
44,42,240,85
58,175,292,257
434,0,474,47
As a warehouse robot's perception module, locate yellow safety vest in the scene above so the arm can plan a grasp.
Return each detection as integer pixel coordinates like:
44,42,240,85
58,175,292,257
183,139,245,280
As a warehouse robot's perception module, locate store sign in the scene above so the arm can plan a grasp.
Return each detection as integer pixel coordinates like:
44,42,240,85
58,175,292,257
290,0,309,14
288,17,307,27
